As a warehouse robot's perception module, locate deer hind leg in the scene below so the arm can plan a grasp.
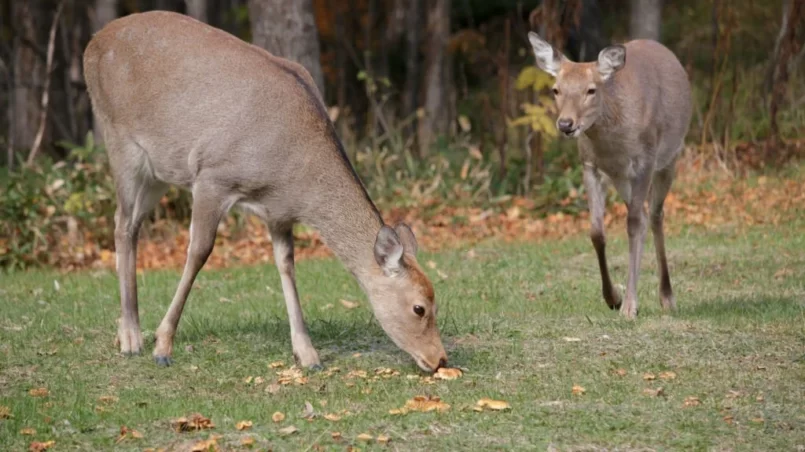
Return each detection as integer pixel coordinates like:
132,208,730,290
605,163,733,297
110,141,168,356
269,224,321,369
153,181,230,366
583,164,622,310
650,166,676,311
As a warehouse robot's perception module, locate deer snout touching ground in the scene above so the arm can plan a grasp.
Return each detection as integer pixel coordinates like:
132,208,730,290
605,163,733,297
528,32,692,319
84,11,447,372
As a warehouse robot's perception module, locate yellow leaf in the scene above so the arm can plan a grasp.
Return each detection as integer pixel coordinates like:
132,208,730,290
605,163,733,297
659,371,676,380
683,396,701,407
268,361,285,369
572,385,586,395
357,433,373,442
235,420,253,431
643,387,665,397
340,299,359,309
0,405,10,419
475,398,511,411
331,431,342,440
515,66,540,90
20,428,36,435
376,434,391,444
28,388,49,397
400,395,450,413
28,440,55,451
323,413,341,422
240,436,255,447
434,367,463,381
272,412,285,423
278,425,298,436
643,373,656,381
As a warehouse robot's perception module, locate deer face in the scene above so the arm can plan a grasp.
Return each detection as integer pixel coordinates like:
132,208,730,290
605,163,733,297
528,32,626,137
371,224,447,373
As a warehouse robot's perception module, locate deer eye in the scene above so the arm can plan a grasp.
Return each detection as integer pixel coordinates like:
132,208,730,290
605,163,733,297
413,305,425,317
552,87,560,96
587,88,596,95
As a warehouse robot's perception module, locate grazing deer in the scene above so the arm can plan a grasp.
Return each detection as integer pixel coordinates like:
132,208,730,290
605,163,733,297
527,32,692,318
83,11,447,372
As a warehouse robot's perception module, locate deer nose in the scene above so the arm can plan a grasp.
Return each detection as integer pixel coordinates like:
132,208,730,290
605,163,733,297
557,118,575,132
437,357,447,370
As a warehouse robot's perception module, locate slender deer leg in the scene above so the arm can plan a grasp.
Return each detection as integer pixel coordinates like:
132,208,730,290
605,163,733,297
583,164,622,309
111,145,167,356
650,165,676,311
269,224,321,368
153,183,227,366
621,167,654,319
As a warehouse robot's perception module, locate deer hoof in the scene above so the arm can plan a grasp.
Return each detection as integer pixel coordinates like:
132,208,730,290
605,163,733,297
308,364,324,372
154,356,173,367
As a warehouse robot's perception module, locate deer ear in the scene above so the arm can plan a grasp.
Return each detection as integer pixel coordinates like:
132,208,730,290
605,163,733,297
394,223,418,256
374,225,404,275
597,45,626,81
528,32,563,77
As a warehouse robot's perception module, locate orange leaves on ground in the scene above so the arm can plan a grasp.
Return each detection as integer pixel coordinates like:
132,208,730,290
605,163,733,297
268,361,285,369
434,367,463,380
357,433,373,442
272,411,286,423
659,371,677,381
571,385,586,396
390,395,450,414
683,396,701,407
191,434,222,452
28,440,55,451
612,368,628,377
115,426,143,443
474,398,511,412
643,387,665,397
240,436,255,447
173,413,215,432
98,395,118,404
28,388,49,397
20,427,37,435
323,413,342,422
235,420,253,431
276,366,308,386
642,373,656,381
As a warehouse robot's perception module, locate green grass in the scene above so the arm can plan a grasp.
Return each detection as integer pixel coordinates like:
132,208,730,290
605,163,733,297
1,221,804,451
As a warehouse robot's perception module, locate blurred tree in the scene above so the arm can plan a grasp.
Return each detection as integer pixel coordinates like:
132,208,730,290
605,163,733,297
185,0,208,22
629,0,662,41
402,0,422,141
248,0,326,97
89,0,119,144
418,0,452,156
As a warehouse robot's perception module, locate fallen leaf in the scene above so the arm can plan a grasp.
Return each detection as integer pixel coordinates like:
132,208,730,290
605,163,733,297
243,376,253,384
352,353,362,358
437,270,449,280
265,383,281,394
190,435,221,452
268,361,285,369
659,371,676,380
115,426,144,443
340,299,359,309
240,436,255,447
434,367,463,380
723,415,734,424
726,390,744,399
278,425,298,436
272,411,285,423
612,368,627,377
235,420,253,431
357,433,373,442
376,434,391,444
28,441,55,451
643,387,665,397
28,388,49,397
427,260,437,269
331,431,342,440
173,413,215,432
303,401,316,420
323,413,341,422
0,405,10,419
475,398,511,411
562,337,581,342
751,417,764,423
643,373,656,381
253,376,265,385
392,395,451,414
20,428,36,435
683,396,701,407
756,395,765,402
571,385,586,395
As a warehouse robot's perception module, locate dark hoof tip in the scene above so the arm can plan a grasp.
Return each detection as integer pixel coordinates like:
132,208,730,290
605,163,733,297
154,356,172,367
308,364,324,372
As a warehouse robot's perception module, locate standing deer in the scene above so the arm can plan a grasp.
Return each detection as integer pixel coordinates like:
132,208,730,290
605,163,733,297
527,32,692,318
83,11,448,372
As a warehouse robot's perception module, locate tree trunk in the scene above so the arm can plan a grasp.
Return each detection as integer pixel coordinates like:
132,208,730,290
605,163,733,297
247,0,326,98
768,0,804,147
184,0,208,22
89,0,119,145
11,1,43,153
402,0,422,143
417,0,451,157
629,0,663,41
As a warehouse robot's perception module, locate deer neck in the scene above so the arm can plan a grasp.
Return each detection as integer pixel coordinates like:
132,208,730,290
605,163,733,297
587,82,624,140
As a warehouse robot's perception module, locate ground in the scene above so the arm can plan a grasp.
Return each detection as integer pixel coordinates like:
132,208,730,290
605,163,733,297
1,207,804,450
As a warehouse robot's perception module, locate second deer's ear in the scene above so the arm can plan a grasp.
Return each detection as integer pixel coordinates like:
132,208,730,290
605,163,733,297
528,32,564,77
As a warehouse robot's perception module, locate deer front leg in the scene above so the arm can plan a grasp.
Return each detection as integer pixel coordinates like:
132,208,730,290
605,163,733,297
269,224,321,369
621,168,653,319
583,164,621,310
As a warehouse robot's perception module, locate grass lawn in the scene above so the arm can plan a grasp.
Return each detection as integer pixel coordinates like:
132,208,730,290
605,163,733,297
1,219,804,451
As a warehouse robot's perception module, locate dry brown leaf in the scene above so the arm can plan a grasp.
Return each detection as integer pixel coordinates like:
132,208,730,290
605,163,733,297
235,420,253,431
427,260,438,269
20,428,36,435
323,413,341,422
612,368,627,377
0,405,10,419
392,395,450,414
272,411,285,423
28,441,55,451
98,395,118,404
173,413,215,432
751,417,764,423
278,425,298,436
643,373,656,381
190,435,221,452
756,395,765,402
346,370,368,379
357,433,373,442
388,408,405,415
683,396,701,407
265,383,281,394
303,401,316,420
571,385,586,396
659,371,676,380
240,436,255,447
434,367,463,380
28,388,49,397
253,376,265,385
243,376,253,384
331,431,342,440
643,387,665,397
475,398,511,411
376,434,391,444
340,299,359,309
268,361,285,369
723,415,734,424
115,426,143,443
